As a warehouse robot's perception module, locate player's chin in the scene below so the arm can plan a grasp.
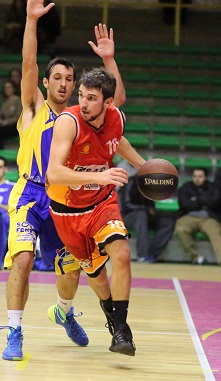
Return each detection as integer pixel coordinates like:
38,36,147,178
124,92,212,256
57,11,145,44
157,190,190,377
56,95,68,104
81,114,90,122
57,92,68,99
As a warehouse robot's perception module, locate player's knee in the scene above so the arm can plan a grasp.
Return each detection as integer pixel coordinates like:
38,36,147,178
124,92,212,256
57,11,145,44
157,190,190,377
113,243,131,267
13,251,34,274
62,269,81,281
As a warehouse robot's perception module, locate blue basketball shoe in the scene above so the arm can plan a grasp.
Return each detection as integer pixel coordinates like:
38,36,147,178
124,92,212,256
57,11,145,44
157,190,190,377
2,326,23,361
47,305,89,346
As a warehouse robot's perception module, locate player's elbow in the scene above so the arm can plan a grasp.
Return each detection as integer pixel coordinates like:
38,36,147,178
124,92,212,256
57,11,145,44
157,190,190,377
121,92,126,106
115,93,126,108
47,167,59,185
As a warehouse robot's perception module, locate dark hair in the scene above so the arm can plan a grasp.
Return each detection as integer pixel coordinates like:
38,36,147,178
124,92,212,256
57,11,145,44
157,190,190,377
193,167,208,177
79,67,116,100
0,156,7,166
44,57,76,81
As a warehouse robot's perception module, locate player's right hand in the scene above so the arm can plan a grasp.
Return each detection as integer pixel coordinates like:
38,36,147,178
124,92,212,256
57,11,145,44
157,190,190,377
27,0,55,20
98,167,128,187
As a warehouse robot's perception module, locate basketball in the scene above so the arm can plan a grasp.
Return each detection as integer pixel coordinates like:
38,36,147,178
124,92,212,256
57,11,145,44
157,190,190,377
136,158,179,201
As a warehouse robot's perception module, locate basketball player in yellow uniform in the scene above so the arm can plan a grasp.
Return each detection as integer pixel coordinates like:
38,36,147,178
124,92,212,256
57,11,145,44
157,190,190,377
1,0,126,361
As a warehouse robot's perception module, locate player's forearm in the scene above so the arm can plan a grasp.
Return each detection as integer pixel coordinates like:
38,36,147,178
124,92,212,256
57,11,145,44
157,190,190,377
116,137,145,169
22,18,38,66
47,165,101,187
121,152,145,171
103,57,126,107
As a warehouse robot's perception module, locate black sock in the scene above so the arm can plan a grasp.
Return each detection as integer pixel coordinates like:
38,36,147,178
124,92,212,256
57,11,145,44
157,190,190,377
113,300,129,331
100,295,113,313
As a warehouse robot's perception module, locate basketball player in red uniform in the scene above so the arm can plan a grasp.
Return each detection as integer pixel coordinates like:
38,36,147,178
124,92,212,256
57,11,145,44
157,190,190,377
46,68,146,356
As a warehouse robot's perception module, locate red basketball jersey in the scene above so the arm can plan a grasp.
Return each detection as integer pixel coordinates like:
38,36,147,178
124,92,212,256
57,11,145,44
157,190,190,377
47,104,125,208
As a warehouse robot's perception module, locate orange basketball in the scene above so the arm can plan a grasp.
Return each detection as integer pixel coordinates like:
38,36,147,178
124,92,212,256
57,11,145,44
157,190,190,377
136,158,179,201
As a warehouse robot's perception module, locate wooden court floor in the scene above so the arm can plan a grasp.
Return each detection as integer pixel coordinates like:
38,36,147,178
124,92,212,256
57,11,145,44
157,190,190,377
1,262,221,381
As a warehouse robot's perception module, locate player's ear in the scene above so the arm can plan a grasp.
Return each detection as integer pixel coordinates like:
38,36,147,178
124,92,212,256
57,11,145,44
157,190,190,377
104,97,113,108
43,77,49,89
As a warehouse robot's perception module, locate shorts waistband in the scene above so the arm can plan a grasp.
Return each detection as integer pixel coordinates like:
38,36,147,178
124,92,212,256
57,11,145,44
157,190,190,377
50,191,112,214
26,180,45,187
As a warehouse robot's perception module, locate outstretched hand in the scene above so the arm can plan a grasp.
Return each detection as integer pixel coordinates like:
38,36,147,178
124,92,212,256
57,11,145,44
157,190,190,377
88,23,114,60
27,0,55,20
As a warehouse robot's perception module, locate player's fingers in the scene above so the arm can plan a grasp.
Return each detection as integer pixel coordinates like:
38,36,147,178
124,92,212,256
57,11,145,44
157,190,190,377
88,41,97,52
94,25,100,41
108,177,126,187
98,23,105,38
45,3,55,13
102,24,109,38
113,167,128,176
115,181,125,187
109,27,113,41
115,177,128,186
88,41,97,53
113,173,128,184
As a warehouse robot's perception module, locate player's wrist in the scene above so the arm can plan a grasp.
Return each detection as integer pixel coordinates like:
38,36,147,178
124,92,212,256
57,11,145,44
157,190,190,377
102,56,115,66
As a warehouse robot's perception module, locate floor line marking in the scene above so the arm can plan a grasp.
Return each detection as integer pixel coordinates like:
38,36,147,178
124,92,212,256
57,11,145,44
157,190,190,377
15,353,32,370
18,324,190,336
173,277,216,381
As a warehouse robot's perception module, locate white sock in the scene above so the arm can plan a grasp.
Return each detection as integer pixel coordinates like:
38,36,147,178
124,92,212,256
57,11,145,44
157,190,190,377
8,310,23,327
57,296,73,315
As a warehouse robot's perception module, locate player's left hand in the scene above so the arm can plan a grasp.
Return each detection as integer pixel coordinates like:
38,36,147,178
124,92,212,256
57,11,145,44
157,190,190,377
88,23,114,60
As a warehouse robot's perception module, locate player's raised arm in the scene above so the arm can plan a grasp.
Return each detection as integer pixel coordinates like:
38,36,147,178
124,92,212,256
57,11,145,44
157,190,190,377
88,23,126,108
21,0,55,115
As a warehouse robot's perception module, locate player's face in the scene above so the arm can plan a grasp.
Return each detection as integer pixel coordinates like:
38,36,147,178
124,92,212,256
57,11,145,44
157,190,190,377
44,64,75,105
78,85,109,124
193,170,206,186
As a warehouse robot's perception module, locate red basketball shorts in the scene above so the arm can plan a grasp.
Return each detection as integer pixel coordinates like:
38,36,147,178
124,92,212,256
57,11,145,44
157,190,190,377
49,192,128,276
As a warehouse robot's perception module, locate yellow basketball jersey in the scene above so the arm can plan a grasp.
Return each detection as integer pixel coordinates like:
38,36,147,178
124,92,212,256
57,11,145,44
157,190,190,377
17,101,58,184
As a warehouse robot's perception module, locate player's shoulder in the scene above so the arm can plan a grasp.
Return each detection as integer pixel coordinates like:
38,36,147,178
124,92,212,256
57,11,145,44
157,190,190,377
6,180,15,187
61,104,80,116
108,104,125,124
0,180,15,189
109,104,119,112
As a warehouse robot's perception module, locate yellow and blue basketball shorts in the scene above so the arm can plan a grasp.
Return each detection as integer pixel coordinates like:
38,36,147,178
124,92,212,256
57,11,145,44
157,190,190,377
5,179,80,274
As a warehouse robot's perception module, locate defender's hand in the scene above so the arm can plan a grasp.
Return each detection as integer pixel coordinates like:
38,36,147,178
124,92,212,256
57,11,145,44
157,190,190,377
27,0,55,20
88,23,114,60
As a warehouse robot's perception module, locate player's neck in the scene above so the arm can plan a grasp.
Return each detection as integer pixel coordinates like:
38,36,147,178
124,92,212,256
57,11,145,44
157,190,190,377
46,98,68,115
89,113,106,130
0,177,6,185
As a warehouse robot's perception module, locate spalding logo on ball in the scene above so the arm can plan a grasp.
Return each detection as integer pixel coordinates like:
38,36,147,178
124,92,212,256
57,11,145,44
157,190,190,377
136,158,179,201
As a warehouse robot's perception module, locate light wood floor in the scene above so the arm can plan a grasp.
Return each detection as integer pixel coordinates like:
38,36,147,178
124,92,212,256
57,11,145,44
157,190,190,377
0,263,220,381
